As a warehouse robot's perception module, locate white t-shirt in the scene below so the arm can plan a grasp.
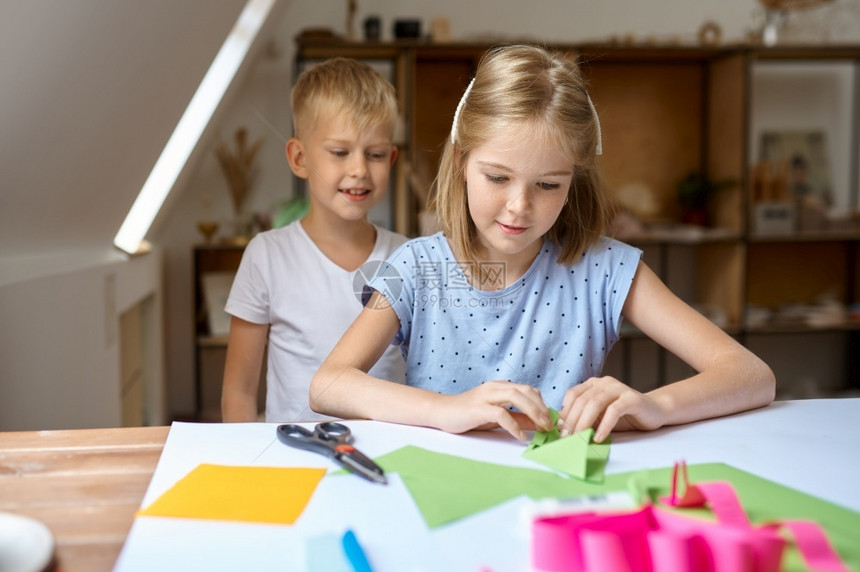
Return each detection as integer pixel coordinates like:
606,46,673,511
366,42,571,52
226,220,407,422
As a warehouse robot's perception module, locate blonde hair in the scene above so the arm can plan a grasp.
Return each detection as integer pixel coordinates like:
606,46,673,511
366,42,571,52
428,45,612,266
291,57,398,139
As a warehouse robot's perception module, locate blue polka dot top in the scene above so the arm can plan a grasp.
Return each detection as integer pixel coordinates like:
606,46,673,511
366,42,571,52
365,232,642,410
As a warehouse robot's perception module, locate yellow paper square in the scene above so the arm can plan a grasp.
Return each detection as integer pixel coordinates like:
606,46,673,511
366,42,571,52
137,464,326,525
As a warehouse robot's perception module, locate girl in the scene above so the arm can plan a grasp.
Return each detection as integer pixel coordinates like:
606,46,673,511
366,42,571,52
310,45,775,442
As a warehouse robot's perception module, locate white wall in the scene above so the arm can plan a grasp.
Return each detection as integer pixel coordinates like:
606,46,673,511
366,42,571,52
0,249,164,431
0,0,246,259
0,0,253,430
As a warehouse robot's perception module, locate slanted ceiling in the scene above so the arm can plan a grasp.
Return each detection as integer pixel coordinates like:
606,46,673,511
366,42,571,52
0,0,249,260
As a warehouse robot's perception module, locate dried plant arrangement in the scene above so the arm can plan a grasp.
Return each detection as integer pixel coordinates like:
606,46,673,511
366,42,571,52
215,127,264,215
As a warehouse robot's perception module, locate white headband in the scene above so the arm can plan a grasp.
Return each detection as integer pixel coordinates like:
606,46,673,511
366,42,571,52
586,94,603,156
449,77,604,156
450,78,474,145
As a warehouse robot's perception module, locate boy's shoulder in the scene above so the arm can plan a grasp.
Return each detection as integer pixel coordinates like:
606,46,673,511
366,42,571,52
247,220,304,248
241,220,309,262
251,221,409,264
374,224,408,249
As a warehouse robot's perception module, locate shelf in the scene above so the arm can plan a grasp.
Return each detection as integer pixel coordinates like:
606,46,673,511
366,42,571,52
197,335,230,348
746,322,860,335
578,44,743,64
749,231,860,243
192,242,247,250
623,318,860,337
618,227,742,246
751,45,860,61
297,40,860,64
297,41,402,60
620,322,743,339
172,407,223,423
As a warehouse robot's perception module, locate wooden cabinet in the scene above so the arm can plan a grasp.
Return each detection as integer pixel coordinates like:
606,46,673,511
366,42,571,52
192,244,265,421
742,49,860,396
295,39,860,395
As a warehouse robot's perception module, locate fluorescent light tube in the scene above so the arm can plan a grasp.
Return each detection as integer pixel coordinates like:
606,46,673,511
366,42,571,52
114,0,276,255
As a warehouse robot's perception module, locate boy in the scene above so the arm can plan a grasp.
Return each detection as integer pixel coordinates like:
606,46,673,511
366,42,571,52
221,58,406,422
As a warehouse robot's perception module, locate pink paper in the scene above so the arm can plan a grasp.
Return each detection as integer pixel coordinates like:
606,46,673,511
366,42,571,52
530,461,848,572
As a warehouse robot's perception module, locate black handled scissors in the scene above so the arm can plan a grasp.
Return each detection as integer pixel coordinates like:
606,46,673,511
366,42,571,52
276,422,387,485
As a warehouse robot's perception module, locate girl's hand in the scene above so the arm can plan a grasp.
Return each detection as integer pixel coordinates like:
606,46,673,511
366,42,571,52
558,376,667,443
434,380,553,441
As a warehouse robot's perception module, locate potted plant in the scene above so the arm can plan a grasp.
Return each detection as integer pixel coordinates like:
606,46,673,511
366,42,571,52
677,173,735,227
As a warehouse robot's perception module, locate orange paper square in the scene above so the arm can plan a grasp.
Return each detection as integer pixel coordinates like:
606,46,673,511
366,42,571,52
137,464,326,525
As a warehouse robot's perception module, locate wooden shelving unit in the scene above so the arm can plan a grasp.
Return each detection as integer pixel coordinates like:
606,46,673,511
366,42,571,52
191,244,266,421
295,39,860,394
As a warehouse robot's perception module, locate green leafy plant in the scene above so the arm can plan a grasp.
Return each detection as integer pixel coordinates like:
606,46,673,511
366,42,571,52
677,173,735,225
273,196,310,228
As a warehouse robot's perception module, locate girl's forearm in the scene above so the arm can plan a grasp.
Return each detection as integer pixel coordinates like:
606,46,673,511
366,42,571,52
647,348,775,427
310,363,447,427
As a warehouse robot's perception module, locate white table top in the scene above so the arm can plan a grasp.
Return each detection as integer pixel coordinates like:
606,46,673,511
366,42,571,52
115,398,860,571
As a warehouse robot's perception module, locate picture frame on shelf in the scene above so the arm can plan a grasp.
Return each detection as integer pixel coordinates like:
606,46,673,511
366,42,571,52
759,130,833,207
200,272,235,337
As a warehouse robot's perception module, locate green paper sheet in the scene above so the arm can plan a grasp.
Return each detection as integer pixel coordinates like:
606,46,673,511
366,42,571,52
523,412,611,483
365,446,860,571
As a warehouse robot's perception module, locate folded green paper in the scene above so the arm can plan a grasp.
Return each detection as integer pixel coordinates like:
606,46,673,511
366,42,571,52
522,409,611,483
